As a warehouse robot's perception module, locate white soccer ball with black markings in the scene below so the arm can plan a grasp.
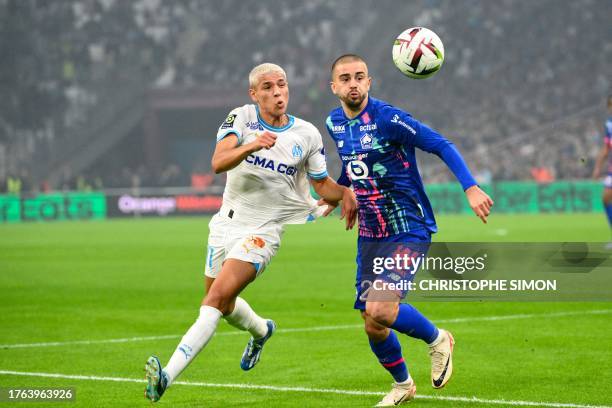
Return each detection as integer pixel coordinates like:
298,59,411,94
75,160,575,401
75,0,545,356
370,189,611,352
392,27,444,79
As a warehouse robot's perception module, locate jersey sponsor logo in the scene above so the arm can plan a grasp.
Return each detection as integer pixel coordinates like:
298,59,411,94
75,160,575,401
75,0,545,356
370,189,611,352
360,133,373,149
292,144,303,158
391,114,416,135
331,125,345,133
341,152,369,161
347,160,369,180
245,154,297,176
245,121,264,130
359,123,377,132
221,114,237,129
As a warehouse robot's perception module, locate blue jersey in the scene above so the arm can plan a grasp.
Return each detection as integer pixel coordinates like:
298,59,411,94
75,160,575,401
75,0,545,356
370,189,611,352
325,97,476,238
605,117,612,174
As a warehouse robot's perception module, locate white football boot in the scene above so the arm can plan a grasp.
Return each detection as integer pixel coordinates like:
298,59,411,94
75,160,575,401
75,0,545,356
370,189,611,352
375,378,416,406
429,329,454,389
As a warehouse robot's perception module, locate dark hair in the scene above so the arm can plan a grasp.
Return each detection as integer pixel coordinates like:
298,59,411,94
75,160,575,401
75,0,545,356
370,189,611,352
331,54,366,75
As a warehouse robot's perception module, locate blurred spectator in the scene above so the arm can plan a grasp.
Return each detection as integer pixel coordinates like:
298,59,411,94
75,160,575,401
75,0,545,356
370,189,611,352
531,167,555,183
0,0,609,191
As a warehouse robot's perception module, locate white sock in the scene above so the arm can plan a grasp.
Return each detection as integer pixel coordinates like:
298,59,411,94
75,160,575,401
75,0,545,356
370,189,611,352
427,329,444,347
224,297,268,339
396,374,412,385
164,305,222,386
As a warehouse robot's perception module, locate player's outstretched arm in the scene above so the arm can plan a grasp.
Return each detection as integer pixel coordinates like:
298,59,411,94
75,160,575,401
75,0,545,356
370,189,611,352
211,131,277,174
592,143,609,179
310,177,357,230
465,185,494,224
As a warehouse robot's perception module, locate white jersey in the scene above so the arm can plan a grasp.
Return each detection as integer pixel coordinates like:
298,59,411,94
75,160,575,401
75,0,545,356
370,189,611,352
215,104,328,227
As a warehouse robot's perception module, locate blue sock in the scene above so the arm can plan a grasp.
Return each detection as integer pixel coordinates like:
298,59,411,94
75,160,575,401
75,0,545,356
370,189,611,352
391,304,439,344
369,330,409,383
606,204,612,227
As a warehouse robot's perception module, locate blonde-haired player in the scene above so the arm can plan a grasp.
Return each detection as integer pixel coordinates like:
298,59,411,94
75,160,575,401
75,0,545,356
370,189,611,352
144,63,357,402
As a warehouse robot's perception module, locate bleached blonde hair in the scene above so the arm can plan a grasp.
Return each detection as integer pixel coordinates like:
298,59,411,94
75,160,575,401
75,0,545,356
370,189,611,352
248,63,287,88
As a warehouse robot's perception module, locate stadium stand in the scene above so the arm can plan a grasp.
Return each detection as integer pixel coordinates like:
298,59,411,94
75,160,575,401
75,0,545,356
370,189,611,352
0,0,609,191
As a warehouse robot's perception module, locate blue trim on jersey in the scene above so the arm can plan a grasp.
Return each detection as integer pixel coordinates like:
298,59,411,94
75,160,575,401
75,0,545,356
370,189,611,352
256,106,295,132
207,245,214,268
253,262,261,273
307,170,328,180
217,130,242,144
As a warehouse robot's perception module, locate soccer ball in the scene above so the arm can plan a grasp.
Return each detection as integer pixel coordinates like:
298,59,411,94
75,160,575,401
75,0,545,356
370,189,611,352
392,27,444,79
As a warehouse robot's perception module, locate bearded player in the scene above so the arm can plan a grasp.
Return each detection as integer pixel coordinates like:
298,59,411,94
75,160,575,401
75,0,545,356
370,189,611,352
143,63,357,402
322,54,493,406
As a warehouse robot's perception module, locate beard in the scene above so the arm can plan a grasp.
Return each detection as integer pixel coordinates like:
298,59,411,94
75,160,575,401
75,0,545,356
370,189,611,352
342,92,366,109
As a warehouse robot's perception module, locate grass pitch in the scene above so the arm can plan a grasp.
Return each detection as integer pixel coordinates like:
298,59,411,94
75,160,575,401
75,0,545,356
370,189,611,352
0,214,611,407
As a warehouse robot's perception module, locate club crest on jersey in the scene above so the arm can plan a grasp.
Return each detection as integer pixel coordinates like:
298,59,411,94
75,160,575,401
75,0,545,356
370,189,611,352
292,144,303,158
360,133,373,150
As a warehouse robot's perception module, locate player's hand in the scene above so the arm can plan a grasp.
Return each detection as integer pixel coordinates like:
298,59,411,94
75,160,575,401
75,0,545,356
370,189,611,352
340,187,357,230
317,198,338,217
465,185,493,224
249,131,277,152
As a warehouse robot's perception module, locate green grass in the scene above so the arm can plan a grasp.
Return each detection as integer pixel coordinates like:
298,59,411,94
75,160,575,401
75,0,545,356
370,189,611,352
0,214,611,407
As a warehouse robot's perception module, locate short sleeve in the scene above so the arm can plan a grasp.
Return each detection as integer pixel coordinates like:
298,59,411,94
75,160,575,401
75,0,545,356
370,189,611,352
305,127,328,180
216,107,246,145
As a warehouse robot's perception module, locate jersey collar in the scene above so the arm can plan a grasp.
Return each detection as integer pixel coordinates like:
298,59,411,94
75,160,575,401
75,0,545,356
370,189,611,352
341,96,372,124
256,106,295,132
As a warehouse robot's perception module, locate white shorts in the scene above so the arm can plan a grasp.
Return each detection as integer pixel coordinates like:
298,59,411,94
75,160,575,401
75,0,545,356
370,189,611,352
204,212,283,278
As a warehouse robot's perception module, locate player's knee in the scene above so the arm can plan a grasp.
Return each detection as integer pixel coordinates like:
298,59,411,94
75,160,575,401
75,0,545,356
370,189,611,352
365,302,397,327
364,319,388,340
202,291,232,315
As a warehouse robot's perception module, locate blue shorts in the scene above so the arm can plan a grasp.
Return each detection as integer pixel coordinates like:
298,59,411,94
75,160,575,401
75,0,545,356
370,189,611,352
354,229,431,310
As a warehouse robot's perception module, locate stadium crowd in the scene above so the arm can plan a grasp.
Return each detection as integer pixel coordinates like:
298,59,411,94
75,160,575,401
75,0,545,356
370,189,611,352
0,0,609,192
373,0,609,182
